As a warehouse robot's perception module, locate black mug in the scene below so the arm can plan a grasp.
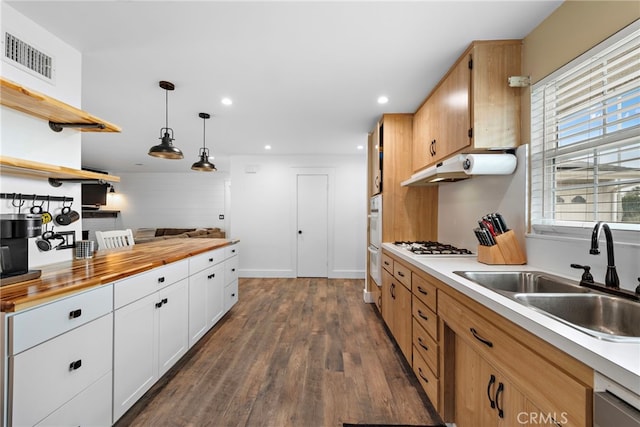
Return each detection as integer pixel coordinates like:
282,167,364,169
55,206,80,226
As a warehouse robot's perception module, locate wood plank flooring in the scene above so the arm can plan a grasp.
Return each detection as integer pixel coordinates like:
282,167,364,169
115,278,442,427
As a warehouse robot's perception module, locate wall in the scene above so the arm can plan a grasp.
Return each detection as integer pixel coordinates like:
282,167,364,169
230,154,366,278
0,4,84,267
105,172,229,233
438,2,640,292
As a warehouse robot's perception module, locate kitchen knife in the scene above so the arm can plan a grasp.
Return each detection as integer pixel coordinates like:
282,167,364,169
495,212,509,232
490,213,504,234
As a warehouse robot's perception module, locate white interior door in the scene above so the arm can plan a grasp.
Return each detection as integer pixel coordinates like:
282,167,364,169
297,174,328,277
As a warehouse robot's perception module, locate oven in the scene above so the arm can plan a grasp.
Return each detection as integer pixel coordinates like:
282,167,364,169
368,195,382,286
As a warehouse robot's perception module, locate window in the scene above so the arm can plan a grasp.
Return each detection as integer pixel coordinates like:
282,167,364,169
530,21,640,233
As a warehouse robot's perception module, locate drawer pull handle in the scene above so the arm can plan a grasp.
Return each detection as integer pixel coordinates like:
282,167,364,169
158,277,165,283
470,328,493,348
69,309,82,319
397,271,405,277
208,273,216,279
417,286,428,295
487,374,496,409
495,382,505,418
69,359,82,371
155,301,163,308
384,261,390,266
418,367,429,383
417,310,429,321
231,268,236,272
232,249,236,253
209,258,214,262
162,298,168,305
418,337,429,351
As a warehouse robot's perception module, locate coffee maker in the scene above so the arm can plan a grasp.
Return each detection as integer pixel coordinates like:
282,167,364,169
0,214,43,286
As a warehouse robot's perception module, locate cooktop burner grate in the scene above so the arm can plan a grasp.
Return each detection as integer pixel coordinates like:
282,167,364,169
394,241,473,255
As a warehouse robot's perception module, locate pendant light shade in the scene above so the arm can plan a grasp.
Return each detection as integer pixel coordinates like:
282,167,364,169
148,81,184,159
191,112,217,172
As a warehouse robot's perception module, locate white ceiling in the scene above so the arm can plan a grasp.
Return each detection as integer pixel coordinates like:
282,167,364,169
7,1,561,174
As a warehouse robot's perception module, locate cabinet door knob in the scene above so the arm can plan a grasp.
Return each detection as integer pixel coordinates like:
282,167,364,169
69,309,82,319
162,298,168,304
158,277,165,283
487,374,496,409
495,382,505,418
418,337,429,352
209,258,214,262
231,268,236,272
69,359,82,371
418,367,429,383
231,293,236,297
155,301,163,308
470,327,494,348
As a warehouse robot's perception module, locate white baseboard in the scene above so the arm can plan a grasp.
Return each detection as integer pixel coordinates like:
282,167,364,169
239,269,366,279
362,289,375,303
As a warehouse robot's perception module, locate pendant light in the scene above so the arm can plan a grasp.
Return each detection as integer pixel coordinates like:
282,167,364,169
191,112,217,172
148,80,184,159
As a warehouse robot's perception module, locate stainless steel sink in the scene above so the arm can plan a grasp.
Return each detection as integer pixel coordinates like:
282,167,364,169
454,271,589,294
515,294,640,341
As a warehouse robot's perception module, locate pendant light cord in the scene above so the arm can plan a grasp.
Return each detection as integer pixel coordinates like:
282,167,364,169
165,88,169,130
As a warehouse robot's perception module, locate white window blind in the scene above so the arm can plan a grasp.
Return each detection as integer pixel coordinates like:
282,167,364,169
531,22,640,229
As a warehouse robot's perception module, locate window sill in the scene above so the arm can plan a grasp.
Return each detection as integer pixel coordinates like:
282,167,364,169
530,222,640,247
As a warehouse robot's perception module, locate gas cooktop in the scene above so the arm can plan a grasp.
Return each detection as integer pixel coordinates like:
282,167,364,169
394,241,474,256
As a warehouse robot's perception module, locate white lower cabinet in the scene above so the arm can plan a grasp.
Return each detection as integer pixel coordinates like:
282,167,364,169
35,372,112,427
10,312,113,427
113,278,189,422
188,263,224,347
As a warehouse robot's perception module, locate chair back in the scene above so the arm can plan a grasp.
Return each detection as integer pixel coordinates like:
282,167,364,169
96,229,135,250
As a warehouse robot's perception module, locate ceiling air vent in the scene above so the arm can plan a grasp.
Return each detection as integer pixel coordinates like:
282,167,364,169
4,32,54,81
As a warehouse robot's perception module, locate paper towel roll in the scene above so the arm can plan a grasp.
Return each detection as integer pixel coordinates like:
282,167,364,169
462,153,517,175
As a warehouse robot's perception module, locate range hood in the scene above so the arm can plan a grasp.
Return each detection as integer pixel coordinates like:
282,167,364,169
401,155,470,186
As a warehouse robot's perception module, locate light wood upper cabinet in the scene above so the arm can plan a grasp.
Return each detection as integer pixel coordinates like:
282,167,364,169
412,40,522,173
368,123,382,196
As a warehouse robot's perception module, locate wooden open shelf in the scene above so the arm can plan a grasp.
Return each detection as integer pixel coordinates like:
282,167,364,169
0,156,120,183
0,77,121,133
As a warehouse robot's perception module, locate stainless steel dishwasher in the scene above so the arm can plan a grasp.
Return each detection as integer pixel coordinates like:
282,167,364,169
595,392,640,427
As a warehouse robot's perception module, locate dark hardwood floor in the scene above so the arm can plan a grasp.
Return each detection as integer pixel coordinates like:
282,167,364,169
116,278,442,427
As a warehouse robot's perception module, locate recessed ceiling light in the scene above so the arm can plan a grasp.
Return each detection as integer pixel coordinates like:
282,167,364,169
357,145,364,150
264,145,272,150
221,97,233,106
377,96,389,104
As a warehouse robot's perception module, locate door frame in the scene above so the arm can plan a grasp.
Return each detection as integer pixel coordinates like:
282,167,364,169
290,167,335,278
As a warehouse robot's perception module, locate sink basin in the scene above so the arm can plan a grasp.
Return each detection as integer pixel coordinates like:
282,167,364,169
454,271,589,294
515,294,640,341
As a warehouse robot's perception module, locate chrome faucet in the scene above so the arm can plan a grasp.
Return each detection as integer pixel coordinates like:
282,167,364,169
590,221,620,289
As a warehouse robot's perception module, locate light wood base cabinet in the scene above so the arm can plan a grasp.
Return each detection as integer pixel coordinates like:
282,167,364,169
440,290,593,427
381,268,412,362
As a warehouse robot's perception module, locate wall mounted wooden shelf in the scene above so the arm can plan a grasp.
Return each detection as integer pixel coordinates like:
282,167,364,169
0,77,121,133
82,210,120,219
0,156,120,184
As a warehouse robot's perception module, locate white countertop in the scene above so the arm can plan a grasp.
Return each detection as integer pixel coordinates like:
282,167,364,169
382,243,640,396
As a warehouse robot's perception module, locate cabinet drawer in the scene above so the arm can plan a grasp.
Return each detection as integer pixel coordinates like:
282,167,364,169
394,262,411,290
412,273,437,311
9,284,113,355
35,371,112,427
115,259,189,308
381,253,393,274
225,280,239,311
225,243,239,258
413,318,438,376
412,295,438,340
189,248,225,274
10,314,113,427
413,349,439,410
225,255,239,285
439,291,590,427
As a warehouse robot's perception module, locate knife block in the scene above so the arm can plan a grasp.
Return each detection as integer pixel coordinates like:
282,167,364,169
477,230,527,265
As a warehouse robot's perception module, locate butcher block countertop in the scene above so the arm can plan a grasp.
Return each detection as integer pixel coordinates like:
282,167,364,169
0,238,237,313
